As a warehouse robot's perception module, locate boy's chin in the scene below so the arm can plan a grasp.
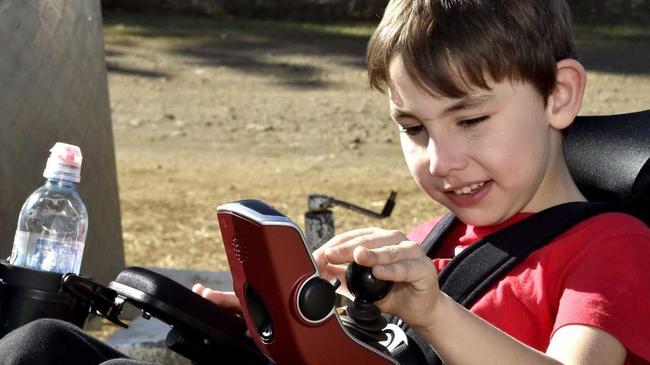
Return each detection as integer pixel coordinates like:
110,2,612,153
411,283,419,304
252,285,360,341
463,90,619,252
448,207,512,227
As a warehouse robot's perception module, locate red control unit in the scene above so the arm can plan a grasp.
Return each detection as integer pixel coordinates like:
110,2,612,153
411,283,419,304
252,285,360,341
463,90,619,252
217,200,397,365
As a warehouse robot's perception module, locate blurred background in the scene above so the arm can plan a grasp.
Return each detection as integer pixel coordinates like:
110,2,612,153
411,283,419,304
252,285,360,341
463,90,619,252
100,0,650,23
98,0,650,273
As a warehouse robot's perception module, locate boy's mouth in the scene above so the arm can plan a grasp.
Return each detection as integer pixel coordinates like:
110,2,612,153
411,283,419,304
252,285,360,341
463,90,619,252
452,181,486,195
444,180,493,208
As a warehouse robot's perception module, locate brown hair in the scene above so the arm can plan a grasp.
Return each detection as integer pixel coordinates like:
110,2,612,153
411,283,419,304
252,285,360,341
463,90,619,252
367,0,577,99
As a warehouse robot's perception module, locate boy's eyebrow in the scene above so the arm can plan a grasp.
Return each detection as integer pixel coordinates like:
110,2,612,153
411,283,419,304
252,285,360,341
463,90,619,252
390,109,419,121
390,93,494,121
442,94,494,116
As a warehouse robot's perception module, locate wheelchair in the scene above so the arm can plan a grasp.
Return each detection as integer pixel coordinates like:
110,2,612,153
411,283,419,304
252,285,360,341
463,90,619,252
1,110,648,365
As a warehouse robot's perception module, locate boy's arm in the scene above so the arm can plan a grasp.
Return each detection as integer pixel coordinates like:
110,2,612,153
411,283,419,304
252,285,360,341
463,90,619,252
317,227,628,365
418,292,627,365
547,325,627,364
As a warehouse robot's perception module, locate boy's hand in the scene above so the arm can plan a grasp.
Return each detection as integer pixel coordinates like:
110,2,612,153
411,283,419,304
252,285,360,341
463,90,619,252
192,283,242,314
313,227,441,330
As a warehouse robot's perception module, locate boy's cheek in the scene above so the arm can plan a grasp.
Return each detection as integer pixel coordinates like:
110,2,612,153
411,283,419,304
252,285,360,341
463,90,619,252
401,147,429,174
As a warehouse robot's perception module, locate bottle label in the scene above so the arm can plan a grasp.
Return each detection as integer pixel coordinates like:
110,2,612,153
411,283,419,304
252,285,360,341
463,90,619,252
31,238,76,273
14,231,82,274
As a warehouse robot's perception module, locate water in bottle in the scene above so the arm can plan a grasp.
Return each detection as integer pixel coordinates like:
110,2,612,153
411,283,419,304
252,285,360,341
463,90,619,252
9,142,89,274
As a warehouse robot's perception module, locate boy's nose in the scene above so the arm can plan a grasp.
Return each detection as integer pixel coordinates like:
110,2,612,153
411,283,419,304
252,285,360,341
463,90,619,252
427,138,467,177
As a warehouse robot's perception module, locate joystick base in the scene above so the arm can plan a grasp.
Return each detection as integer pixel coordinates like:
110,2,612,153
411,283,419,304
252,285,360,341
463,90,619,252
340,301,391,356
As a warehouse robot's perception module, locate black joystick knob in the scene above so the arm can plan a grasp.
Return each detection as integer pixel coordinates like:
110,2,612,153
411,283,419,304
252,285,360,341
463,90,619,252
298,277,340,322
346,262,393,303
340,262,394,355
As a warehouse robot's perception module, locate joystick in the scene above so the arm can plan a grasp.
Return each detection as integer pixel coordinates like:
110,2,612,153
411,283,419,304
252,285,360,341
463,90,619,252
341,262,394,355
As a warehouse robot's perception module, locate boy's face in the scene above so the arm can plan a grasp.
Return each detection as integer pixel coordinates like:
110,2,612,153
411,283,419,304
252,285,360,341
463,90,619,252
388,58,562,226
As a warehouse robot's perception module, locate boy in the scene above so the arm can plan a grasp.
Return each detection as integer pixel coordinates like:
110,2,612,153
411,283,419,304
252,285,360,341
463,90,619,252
199,0,650,363
309,0,650,364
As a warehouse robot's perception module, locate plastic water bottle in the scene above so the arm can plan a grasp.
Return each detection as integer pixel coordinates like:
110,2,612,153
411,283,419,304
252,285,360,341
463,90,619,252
9,142,89,274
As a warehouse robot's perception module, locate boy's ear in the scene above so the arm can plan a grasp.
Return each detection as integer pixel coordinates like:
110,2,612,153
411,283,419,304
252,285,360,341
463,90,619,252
546,59,587,130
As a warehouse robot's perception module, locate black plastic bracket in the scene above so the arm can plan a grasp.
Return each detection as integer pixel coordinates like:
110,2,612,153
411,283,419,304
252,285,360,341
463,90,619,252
62,273,128,328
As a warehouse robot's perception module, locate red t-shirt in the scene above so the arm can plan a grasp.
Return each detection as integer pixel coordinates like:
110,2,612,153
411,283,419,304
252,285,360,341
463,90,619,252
408,212,650,364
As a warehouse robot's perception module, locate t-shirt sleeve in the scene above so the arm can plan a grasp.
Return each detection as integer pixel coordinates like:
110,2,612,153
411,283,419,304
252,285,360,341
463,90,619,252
553,232,650,360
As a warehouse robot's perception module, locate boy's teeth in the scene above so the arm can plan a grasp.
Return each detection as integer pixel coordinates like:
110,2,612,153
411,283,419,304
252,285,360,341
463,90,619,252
453,181,485,195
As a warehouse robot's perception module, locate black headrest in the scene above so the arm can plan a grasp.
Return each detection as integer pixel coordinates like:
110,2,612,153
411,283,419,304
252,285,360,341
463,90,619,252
564,110,650,225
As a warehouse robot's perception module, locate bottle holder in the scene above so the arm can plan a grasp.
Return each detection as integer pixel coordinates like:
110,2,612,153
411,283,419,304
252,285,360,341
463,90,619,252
0,262,90,337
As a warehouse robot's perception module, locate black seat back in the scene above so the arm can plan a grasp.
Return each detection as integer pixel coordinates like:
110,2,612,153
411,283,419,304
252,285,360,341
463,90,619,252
564,110,650,225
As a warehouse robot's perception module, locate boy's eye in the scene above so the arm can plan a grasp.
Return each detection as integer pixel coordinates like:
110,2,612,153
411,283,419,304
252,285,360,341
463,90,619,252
398,124,425,136
458,115,490,128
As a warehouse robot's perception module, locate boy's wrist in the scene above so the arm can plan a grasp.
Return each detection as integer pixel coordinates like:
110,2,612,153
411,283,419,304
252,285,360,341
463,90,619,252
410,290,450,336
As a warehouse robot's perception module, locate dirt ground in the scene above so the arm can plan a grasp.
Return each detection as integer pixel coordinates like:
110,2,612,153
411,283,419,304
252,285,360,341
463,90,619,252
102,13,650,272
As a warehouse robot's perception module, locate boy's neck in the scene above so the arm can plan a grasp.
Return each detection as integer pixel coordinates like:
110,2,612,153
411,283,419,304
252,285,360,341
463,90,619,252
522,133,586,213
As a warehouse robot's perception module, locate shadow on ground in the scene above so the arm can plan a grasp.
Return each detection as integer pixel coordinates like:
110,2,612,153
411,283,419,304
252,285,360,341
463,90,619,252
103,13,650,89
106,63,170,79
103,13,371,90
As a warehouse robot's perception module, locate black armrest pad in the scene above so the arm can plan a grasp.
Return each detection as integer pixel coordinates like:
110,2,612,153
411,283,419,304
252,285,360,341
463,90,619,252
109,267,247,344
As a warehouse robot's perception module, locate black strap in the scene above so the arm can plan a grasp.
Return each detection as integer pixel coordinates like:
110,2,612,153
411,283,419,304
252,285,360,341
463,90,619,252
394,201,618,364
438,201,616,306
420,213,457,260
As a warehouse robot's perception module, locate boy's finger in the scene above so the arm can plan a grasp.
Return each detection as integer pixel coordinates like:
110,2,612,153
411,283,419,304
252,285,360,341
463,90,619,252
318,263,347,281
324,229,406,264
320,227,384,249
313,227,386,267
354,241,422,266
192,283,206,294
371,257,436,287
197,287,242,312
